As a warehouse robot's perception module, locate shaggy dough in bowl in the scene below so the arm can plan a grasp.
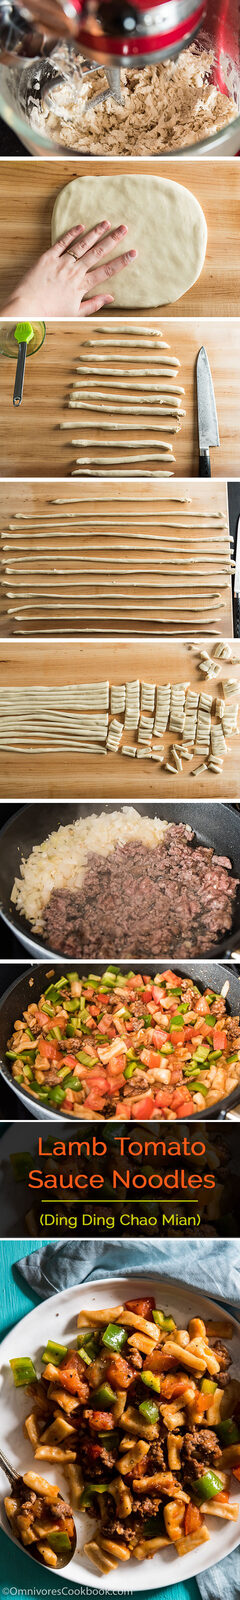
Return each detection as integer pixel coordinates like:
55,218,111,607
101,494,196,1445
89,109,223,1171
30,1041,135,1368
51,174,207,309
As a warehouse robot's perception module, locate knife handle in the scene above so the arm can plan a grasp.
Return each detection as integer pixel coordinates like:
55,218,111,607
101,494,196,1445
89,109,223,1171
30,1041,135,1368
199,450,211,478
234,592,240,638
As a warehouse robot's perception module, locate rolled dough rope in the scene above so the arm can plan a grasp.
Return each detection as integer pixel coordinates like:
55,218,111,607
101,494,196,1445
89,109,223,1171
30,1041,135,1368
68,401,185,413
75,450,175,462
62,421,180,433
51,174,207,309
7,512,226,527
72,438,175,449
11,495,192,516
76,354,180,366
72,470,174,478
65,405,182,418
72,370,184,385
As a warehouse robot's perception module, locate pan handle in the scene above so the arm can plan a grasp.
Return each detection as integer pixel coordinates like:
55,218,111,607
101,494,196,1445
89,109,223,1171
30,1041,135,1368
218,1109,240,1121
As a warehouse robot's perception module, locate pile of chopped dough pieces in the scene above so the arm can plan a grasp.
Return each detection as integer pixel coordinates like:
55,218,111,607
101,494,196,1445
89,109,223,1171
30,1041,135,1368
39,45,236,153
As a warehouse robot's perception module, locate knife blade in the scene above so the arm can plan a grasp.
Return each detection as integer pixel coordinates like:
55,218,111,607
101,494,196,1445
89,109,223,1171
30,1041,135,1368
234,514,240,637
196,346,220,478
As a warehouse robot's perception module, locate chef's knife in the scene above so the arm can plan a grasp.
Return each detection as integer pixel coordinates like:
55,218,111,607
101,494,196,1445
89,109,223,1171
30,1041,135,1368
234,514,240,637
196,346,220,478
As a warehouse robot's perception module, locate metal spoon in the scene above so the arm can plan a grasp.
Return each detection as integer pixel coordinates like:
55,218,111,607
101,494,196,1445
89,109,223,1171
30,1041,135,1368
0,1447,77,1569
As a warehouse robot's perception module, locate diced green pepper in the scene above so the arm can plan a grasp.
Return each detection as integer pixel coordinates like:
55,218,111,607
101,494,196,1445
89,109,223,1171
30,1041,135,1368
77,1330,99,1360
47,1531,71,1554
93,1383,116,1407
192,1471,224,1501
193,1045,210,1061
189,1082,209,1095
139,1400,159,1423
153,1310,175,1331
77,1051,98,1066
141,1370,161,1394
42,1339,68,1366
102,1323,127,1352
10,1357,37,1386
200,1378,217,1395
44,984,63,1003
80,1484,110,1508
49,1085,66,1105
78,1346,92,1366
124,1062,139,1080
217,1418,240,1446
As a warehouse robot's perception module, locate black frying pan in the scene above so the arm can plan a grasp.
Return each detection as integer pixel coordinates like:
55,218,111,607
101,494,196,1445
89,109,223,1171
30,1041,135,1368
0,958,240,1123
1,801,240,960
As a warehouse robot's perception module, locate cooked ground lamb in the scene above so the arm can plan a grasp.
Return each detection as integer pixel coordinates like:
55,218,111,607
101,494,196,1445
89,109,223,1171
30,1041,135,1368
42,823,238,957
182,1427,222,1486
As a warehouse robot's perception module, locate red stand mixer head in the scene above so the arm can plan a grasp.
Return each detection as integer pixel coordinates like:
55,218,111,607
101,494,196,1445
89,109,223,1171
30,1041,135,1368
0,0,206,66
68,0,207,67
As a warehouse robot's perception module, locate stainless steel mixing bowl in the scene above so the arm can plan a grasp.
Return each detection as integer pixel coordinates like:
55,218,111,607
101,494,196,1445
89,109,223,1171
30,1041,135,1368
0,0,239,153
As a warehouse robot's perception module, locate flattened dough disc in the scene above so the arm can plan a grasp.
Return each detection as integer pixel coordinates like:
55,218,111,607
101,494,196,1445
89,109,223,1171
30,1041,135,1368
51,174,207,310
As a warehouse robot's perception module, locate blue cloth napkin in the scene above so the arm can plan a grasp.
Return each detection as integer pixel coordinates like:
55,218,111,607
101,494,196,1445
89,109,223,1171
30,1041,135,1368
18,1239,240,1600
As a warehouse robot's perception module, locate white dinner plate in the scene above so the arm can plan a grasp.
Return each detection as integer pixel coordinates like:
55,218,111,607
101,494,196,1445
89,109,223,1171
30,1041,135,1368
0,1273,240,1588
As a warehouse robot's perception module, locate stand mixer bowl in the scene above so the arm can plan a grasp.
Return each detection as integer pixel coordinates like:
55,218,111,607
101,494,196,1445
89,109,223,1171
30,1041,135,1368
0,0,239,152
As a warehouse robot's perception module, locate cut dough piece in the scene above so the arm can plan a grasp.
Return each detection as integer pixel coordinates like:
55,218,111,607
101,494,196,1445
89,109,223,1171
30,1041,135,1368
51,175,207,310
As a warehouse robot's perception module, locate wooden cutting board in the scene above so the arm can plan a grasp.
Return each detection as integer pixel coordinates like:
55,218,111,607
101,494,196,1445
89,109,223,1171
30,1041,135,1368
0,478,232,636
0,634,239,801
0,158,240,317
0,318,239,479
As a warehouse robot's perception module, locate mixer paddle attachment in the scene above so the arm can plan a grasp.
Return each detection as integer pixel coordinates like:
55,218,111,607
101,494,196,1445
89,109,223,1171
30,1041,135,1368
20,44,123,113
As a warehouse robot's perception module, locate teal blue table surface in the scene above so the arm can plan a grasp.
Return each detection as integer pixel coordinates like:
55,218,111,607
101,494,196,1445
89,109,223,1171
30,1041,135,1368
0,1241,199,1600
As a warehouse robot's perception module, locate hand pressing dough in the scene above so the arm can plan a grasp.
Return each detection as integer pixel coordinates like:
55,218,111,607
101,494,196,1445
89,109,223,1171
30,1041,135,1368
51,175,207,309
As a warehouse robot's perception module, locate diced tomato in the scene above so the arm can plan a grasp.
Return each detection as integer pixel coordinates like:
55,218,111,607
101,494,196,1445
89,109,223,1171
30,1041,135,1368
57,1351,89,1399
213,1027,227,1050
184,1504,202,1536
87,1411,115,1431
143,988,153,1001
97,1017,113,1035
38,1038,61,1061
106,1355,134,1388
170,1029,185,1044
159,972,180,984
143,1348,178,1373
152,1028,170,1047
125,1297,156,1317
171,1088,187,1108
175,1098,195,1117
115,1101,132,1117
233,1468,240,1481
193,1019,213,1039
193,1394,208,1417
36,1009,50,1027
154,1089,172,1108
84,1070,108,1089
131,1092,155,1119
61,1053,79,1068
83,1091,106,1110
140,1049,162,1069
160,1374,190,1399
194,996,210,1016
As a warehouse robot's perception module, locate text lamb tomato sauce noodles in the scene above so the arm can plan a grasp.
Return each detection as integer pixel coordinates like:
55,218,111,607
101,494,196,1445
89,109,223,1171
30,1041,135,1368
7,968,240,1119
